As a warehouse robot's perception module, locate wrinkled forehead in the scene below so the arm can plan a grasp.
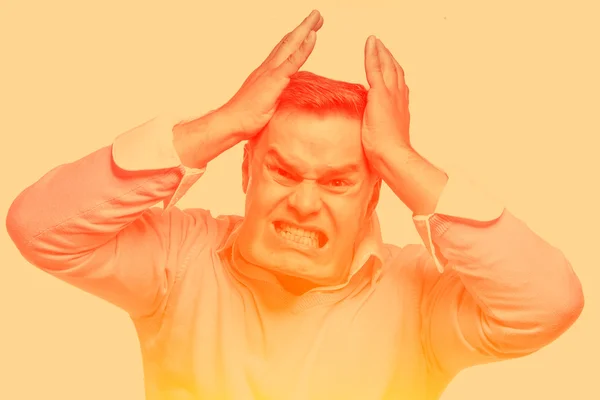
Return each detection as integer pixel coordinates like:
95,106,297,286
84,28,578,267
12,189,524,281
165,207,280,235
254,108,369,173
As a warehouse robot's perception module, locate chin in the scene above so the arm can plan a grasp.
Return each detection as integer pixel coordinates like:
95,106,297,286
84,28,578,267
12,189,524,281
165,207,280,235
238,222,346,283
244,240,319,276
267,246,347,284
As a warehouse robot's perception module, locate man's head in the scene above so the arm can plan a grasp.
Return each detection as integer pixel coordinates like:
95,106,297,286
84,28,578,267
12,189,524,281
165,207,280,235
235,71,381,289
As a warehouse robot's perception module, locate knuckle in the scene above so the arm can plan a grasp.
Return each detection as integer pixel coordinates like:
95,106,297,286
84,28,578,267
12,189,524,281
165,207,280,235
286,52,299,66
259,72,280,88
298,37,310,52
245,70,259,83
281,33,292,46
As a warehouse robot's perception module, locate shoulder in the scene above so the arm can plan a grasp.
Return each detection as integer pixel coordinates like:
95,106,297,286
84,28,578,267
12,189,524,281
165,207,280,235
142,206,244,250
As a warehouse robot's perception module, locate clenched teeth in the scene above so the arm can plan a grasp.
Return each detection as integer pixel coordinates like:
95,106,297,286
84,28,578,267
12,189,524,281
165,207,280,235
274,222,326,248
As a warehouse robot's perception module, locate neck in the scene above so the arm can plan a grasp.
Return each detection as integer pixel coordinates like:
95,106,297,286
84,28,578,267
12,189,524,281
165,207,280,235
271,271,321,295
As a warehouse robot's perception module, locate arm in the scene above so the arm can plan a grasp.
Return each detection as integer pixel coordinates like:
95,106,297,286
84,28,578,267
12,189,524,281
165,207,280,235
391,151,584,377
361,37,584,378
6,10,325,319
6,110,242,319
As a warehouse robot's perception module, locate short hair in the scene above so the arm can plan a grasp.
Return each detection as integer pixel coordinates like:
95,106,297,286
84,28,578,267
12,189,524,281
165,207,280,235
276,71,368,118
242,71,380,192
247,71,368,149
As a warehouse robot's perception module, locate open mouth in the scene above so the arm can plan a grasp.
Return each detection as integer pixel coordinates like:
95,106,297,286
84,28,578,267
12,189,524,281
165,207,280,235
273,221,329,249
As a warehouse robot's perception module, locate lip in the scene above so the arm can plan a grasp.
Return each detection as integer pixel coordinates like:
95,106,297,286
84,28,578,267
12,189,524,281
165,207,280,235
271,221,329,254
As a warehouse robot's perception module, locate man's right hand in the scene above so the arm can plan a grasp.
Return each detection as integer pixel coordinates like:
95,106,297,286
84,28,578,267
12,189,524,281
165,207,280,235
218,10,324,139
173,10,323,169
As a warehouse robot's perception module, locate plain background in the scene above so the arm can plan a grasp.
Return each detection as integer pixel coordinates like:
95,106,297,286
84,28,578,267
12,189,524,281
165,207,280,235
1,0,598,399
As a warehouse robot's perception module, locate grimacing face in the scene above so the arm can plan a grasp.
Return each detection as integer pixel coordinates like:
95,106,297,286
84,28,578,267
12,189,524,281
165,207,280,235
235,108,381,287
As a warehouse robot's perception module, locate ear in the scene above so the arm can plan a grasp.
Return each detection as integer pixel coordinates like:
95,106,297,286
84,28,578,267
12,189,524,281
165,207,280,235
242,143,251,194
366,178,382,218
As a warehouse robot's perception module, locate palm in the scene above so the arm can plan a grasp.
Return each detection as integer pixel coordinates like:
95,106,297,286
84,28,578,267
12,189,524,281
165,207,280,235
221,11,324,139
361,36,411,157
229,75,291,136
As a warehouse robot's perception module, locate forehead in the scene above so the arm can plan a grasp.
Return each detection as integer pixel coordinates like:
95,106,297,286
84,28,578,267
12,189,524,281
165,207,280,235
256,109,367,174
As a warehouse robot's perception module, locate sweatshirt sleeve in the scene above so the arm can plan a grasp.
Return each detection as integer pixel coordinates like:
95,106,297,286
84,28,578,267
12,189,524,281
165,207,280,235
6,113,215,319
411,166,584,378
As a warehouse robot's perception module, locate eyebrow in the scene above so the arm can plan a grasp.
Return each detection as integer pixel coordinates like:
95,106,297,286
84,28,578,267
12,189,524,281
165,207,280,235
265,148,361,177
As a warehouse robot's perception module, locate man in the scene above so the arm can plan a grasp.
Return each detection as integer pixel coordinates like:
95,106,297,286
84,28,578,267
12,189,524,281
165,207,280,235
6,9,584,400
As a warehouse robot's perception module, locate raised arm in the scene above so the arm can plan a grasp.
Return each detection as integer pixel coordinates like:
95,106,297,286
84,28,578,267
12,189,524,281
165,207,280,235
6,9,325,319
6,111,240,319
360,36,584,378
414,198,583,378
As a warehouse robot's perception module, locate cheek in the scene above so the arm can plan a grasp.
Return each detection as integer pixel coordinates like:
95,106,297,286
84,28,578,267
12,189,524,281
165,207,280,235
246,178,288,212
328,194,371,227
338,211,363,233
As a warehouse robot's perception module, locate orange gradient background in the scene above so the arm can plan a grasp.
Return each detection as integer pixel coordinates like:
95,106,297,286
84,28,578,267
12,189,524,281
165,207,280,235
1,0,598,399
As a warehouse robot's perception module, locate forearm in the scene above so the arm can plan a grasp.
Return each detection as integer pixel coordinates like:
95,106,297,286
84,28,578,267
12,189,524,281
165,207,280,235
392,155,587,374
6,114,211,265
6,145,183,265
372,144,448,216
442,211,583,334
173,108,245,169
5,115,224,317
422,210,584,374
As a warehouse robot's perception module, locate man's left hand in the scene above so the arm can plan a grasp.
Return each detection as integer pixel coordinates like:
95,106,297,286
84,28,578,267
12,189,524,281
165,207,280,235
361,36,412,168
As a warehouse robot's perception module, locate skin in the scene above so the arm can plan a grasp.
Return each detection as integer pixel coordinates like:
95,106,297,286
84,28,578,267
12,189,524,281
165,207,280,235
174,10,324,168
361,36,448,215
235,109,381,292
173,10,448,292
232,36,448,292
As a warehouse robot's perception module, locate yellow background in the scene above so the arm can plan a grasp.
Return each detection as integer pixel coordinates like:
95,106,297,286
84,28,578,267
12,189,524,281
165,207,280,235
1,0,598,399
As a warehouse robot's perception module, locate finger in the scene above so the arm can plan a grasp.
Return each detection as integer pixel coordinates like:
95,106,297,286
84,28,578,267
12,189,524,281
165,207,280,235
375,39,398,91
390,55,406,87
390,57,404,84
268,10,322,67
314,14,324,32
260,11,321,68
364,35,385,89
270,14,322,59
264,33,290,64
389,56,409,101
273,29,317,78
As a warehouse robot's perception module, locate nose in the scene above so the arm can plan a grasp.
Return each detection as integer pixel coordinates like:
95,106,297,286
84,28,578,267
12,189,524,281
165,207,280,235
287,181,322,217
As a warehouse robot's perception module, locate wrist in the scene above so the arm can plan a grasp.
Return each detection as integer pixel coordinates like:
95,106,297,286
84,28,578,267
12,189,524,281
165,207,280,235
368,141,415,170
372,143,448,216
173,109,244,169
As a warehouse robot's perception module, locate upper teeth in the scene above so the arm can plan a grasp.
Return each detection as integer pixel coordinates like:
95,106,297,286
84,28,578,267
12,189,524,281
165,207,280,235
279,223,319,239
